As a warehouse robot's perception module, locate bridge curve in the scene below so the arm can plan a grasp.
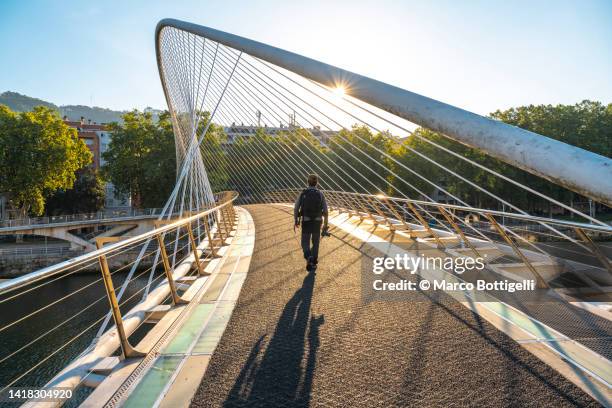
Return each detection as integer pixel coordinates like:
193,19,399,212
0,215,160,251
189,204,600,407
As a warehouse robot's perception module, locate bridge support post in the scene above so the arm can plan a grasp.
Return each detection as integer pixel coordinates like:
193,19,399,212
95,238,145,359
156,233,188,305
483,213,548,289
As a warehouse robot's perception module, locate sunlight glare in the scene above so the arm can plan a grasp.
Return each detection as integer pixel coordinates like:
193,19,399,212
332,86,346,98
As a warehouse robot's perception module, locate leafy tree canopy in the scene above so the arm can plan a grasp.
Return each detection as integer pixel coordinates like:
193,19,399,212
490,100,611,158
102,110,176,208
45,167,106,215
0,104,91,216
390,100,612,211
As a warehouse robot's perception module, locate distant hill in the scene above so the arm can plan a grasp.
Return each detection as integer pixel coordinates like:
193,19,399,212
0,91,58,112
0,91,163,123
60,104,126,124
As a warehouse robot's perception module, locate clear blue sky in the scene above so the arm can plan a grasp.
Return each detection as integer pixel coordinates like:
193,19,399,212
0,0,610,115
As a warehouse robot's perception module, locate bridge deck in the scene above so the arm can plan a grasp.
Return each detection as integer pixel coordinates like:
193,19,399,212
191,204,601,407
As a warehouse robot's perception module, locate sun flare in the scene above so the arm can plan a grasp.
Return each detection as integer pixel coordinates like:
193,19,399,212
332,86,346,98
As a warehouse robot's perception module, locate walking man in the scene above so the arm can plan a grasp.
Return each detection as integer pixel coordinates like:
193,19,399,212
294,174,328,272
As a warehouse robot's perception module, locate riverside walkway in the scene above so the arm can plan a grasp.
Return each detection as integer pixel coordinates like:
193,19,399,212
189,204,603,407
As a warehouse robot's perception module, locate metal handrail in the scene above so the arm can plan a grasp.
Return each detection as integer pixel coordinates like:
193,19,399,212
0,208,164,229
0,247,76,256
272,188,612,281
272,188,612,234
0,191,239,296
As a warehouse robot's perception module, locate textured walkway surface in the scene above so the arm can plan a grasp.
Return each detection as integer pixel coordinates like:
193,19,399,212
191,204,600,407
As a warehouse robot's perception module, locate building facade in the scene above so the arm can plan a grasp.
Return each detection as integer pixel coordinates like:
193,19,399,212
63,117,131,209
223,124,337,145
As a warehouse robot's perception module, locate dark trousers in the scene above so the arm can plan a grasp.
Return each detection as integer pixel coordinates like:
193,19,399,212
301,221,321,263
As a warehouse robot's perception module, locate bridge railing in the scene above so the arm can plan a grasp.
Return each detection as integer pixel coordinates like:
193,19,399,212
268,189,612,288
0,246,77,259
0,207,165,229
0,191,238,399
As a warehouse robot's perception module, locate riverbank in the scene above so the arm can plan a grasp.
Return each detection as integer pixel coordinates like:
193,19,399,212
0,251,155,278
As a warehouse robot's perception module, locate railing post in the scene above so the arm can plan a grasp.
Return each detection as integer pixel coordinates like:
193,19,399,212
227,196,237,221
368,196,394,228
214,203,227,244
228,200,236,227
222,203,235,232
188,221,208,276
218,200,233,238
345,194,362,219
438,206,481,259
405,201,446,248
327,192,341,213
220,206,231,235
204,213,220,258
356,195,378,224
574,227,612,274
95,238,145,359
156,232,188,305
483,213,548,289
381,196,413,233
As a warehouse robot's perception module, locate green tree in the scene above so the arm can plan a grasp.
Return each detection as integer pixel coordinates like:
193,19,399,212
392,128,504,207
327,126,394,193
491,100,611,157
0,105,91,216
197,112,229,192
490,100,611,213
390,100,611,213
102,110,176,208
45,167,106,215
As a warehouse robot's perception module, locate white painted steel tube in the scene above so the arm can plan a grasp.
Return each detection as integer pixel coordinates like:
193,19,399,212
156,19,612,205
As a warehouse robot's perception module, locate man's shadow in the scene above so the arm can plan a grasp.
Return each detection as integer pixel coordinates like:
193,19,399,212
226,272,324,407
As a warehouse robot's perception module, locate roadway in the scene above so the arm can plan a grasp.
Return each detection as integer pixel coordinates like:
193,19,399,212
191,204,601,407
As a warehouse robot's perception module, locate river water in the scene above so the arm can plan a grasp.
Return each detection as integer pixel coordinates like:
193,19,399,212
0,270,163,405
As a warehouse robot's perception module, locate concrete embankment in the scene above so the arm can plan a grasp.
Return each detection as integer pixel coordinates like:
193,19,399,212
0,251,155,278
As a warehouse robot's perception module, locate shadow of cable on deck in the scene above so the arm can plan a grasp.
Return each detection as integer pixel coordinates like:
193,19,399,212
225,272,324,407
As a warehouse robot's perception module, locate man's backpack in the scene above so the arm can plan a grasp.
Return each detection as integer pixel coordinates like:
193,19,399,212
300,188,323,220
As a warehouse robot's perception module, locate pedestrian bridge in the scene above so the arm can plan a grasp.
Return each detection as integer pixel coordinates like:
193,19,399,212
0,209,164,251
0,18,611,407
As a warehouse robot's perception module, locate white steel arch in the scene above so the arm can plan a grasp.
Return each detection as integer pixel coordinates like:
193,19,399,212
156,18,612,206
